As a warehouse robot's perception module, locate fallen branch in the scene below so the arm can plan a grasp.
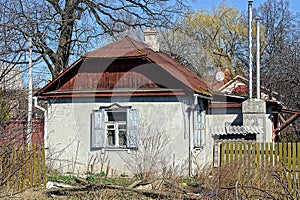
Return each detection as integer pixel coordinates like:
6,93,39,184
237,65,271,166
45,181,203,200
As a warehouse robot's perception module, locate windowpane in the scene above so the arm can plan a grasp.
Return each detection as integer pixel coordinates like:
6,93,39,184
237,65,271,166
107,111,126,121
107,130,115,146
119,130,127,146
118,124,126,130
107,124,115,129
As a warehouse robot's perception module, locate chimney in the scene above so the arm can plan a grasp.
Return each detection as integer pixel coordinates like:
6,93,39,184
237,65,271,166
143,28,159,52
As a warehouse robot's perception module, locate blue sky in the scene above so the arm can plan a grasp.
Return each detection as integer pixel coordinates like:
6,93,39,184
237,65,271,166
193,0,300,13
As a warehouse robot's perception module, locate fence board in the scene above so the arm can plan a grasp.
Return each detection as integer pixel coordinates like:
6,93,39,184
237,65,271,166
270,143,274,167
219,142,300,199
0,145,46,195
298,144,300,192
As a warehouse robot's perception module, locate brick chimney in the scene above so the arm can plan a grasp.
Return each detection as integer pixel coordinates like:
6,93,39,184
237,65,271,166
143,28,159,52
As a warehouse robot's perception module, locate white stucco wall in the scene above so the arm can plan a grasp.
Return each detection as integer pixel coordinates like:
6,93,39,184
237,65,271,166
46,99,195,176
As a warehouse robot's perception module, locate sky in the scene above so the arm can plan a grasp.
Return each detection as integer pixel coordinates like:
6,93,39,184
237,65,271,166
193,0,300,13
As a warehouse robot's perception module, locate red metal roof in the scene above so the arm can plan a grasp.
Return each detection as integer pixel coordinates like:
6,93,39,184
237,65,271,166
83,37,148,58
37,37,211,98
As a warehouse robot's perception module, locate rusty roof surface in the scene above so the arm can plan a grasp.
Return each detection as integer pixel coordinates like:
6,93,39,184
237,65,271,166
83,36,148,58
37,36,211,97
148,51,210,95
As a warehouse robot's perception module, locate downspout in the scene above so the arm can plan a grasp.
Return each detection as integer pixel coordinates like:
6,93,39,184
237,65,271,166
33,97,48,148
189,94,213,176
188,95,197,177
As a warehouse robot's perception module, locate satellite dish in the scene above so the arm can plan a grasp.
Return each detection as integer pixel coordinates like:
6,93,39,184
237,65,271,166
215,71,225,82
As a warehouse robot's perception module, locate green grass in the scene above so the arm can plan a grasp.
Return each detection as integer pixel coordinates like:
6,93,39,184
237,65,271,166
48,175,77,184
48,174,135,187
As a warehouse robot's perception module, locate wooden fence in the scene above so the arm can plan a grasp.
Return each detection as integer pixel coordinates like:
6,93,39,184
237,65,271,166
0,145,46,195
217,142,300,198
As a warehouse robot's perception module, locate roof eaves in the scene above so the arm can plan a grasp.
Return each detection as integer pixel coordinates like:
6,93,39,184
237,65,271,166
35,57,84,96
147,51,211,96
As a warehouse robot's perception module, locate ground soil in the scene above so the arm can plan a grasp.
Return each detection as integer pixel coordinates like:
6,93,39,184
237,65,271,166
1,188,162,200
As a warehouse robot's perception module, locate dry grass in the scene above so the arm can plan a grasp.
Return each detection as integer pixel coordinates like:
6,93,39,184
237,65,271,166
191,162,299,199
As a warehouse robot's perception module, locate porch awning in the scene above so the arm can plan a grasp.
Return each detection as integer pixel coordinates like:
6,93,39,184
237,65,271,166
210,124,263,136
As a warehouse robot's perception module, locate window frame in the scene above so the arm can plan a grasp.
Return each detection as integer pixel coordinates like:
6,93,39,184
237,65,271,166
105,110,127,147
91,104,139,151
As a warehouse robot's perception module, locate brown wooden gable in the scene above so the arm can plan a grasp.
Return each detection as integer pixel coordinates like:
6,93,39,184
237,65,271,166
58,58,172,91
37,57,189,98
37,37,211,98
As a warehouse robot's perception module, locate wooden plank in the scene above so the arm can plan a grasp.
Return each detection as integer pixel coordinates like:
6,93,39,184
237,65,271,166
219,143,223,166
18,147,23,192
238,142,244,164
42,145,46,188
33,145,37,187
229,143,234,164
292,143,297,198
270,143,274,167
247,143,252,167
265,143,270,167
287,143,292,193
292,143,297,171
25,146,30,188
225,143,229,165
29,147,33,187
282,143,287,168
234,142,238,163
256,143,260,166
278,143,283,166
296,143,300,194
260,143,265,169
220,143,224,166
37,146,41,187
288,143,292,171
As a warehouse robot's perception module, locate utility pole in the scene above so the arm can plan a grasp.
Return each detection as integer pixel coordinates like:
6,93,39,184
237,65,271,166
248,0,253,99
27,37,33,145
256,18,261,100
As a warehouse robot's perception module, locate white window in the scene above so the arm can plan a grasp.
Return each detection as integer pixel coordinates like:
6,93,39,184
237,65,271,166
106,110,127,147
91,106,139,150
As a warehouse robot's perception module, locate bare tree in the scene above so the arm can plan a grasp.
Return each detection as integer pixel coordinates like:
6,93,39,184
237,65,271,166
121,124,172,181
160,4,249,80
0,0,189,78
255,0,300,110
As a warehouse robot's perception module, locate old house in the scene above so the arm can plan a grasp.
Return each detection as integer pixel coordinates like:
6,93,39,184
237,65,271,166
36,29,284,175
36,30,213,175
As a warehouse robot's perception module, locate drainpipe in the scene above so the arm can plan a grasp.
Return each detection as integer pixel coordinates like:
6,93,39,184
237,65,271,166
189,94,213,176
33,97,48,148
188,95,198,176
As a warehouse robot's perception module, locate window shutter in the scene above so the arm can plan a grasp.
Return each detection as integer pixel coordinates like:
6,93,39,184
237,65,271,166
194,109,205,148
91,109,105,148
126,109,139,148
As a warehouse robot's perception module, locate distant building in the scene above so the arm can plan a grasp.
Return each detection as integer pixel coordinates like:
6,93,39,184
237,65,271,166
0,65,23,90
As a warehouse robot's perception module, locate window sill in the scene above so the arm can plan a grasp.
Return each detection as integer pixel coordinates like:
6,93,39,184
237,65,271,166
94,147,138,154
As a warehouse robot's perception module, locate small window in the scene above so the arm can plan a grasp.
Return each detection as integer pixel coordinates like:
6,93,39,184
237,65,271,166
91,107,139,150
105,110,127,147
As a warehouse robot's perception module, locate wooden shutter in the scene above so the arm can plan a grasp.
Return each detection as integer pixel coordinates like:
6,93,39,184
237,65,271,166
91,109,105,148
126,109,139,149
194,109,205,148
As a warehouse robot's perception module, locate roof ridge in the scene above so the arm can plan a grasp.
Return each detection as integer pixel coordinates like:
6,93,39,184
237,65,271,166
125,36,147,55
